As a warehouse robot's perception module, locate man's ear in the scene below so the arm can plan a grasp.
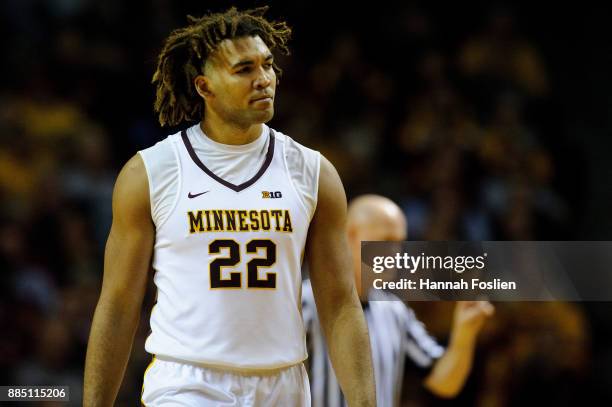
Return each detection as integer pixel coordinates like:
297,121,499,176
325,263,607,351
194,75,213,99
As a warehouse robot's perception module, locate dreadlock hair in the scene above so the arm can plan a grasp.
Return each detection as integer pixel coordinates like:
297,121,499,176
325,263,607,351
152,6,292,127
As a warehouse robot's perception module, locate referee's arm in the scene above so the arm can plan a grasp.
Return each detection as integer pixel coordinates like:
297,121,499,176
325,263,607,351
424,301,494,398
306,156,376,407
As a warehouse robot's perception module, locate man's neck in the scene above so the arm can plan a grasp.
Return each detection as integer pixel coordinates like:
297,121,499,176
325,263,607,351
200,116,262,146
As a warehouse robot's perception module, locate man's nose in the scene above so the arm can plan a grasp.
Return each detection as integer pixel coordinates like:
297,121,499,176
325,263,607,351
254,67,272,89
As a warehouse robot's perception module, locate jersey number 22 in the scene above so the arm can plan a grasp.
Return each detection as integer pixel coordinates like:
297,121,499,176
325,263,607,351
209,239,276,289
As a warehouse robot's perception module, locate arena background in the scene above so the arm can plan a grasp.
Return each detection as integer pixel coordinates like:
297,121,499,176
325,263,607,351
1,1,611,405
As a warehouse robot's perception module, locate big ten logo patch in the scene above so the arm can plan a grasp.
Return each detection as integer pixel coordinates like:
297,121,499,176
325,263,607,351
262,191,282,199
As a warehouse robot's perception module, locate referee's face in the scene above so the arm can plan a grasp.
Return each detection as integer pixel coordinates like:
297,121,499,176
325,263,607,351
198,35,277,127
358,220,407,243
350,214,407,299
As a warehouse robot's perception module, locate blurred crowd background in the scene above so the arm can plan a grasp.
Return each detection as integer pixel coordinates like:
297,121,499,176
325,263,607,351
1,1,611,405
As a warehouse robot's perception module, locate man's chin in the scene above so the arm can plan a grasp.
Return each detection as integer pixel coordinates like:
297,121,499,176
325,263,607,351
251,108,274,124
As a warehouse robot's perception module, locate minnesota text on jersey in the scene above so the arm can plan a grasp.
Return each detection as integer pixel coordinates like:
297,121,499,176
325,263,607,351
187,209,293,233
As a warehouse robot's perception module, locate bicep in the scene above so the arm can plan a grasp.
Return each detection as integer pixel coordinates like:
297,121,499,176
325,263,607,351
100,154,154,304
306,156,355,309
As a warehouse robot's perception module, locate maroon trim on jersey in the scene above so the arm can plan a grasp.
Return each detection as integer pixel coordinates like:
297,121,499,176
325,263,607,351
181,128,275,193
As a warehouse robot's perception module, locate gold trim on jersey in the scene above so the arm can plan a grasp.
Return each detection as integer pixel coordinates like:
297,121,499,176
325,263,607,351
152,355,308,376
140,356,157,406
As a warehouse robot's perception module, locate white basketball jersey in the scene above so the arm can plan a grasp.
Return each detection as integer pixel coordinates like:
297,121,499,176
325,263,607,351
138,124,320,370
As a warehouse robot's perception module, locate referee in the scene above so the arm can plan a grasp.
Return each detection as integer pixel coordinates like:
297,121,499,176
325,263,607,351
302,194,494,407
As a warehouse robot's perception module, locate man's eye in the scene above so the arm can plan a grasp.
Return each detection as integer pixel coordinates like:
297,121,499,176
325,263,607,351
264,63,273,69
238,67,251,74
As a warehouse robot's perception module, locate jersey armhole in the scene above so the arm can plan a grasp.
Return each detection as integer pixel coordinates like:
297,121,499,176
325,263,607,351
311,152,321,220
281,137,310,220
137,150,156,225
155,137,183,230
281,135,321,222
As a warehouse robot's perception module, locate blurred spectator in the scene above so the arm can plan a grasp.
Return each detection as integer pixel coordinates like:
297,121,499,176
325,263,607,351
458,6,549,102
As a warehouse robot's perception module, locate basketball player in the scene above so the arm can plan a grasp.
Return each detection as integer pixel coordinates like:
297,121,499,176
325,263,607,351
303,194,494,406
83,7,375,406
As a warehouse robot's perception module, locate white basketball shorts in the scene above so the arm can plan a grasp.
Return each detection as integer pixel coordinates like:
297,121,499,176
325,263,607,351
141,357,311,406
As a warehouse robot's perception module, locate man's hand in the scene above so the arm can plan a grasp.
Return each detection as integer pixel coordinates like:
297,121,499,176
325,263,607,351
451,301,495,342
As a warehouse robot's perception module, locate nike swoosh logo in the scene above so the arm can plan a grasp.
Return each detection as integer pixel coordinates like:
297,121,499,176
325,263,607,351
188,191,209,199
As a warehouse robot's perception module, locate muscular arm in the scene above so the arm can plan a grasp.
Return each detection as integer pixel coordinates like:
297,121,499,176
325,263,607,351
83,155,154,406
306,156,376,407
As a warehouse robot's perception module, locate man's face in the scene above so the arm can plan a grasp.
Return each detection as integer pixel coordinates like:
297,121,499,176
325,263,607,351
358,220,407,243
201,35,276,126
349,213,407,295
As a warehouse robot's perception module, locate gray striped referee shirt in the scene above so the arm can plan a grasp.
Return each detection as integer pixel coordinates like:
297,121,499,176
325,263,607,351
302,279,445,407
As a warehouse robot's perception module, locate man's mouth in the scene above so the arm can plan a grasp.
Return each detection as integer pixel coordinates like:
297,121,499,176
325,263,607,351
251,95,273,103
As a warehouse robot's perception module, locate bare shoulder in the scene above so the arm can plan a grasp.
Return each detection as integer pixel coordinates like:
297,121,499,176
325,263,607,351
101,154,154,303
314,155,347,225
317,155,346,211
116,154,148,188
112,154,151,224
